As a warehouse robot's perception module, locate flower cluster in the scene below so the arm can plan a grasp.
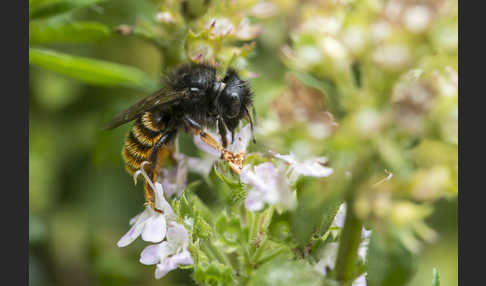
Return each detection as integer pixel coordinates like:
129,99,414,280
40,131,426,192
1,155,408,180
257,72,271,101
117,167,193,279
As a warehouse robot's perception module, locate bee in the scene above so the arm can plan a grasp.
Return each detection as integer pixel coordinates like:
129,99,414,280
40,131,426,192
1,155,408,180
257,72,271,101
103,62,256,209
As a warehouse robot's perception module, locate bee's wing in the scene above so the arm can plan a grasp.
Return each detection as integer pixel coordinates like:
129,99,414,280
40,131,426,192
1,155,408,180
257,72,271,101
102,89,182,130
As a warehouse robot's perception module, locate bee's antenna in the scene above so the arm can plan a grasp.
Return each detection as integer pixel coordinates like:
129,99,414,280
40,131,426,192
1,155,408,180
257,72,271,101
251,103,258,126
245,106,256,144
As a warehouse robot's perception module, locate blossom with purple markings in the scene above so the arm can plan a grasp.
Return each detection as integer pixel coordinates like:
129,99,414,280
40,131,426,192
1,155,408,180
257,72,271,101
140,222,194,279
240,162,295,211
117,182,175,247
274,153,333,182
117,164,175,247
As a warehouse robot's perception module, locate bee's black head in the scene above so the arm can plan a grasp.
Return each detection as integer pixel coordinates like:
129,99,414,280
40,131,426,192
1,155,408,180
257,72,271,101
217,69,253,127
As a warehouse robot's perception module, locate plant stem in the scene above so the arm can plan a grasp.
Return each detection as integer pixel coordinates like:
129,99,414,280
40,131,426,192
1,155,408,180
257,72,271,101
202,239,234,270
334,199,363,285
248,211,260,244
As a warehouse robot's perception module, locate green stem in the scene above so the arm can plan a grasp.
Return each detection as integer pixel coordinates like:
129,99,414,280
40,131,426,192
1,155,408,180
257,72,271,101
334,200,363,285
257,245,286,265
248,211,260,244
202,239,234,271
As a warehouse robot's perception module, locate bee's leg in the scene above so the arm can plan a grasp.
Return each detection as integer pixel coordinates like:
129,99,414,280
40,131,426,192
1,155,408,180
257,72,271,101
144,130,177,211
184,116,225,153
217,117,229,148
185,116,243,174
149,131,177,165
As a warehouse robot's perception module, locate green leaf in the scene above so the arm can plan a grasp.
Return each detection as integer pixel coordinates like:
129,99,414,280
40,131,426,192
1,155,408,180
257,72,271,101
193,261,234,286
29,48,155,89
215,213,243,247
367,231,417,286
432,268,440,286
30,21,110,44
30,0,104,20
248,259,322,286
291,178,343,248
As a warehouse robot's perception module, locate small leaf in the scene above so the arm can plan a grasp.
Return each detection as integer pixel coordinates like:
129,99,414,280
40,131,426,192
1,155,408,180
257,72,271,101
29,48,156,90
30,21,110,44
30,0,104,20
193,261,234,286
215,213,242,246
291,178,343,248
432,268,440,286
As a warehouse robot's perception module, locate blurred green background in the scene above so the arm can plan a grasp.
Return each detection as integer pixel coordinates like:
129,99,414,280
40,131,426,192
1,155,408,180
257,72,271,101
29,0,457,285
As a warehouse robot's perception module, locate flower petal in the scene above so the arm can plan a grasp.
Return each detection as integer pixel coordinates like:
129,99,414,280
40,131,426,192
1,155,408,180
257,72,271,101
153,183,176,221
140,244,161,265
141,215,167,243
187,156,217,176
274,173,295,210
254,162,278,185
273,153,297,165
314,242,339,276
241,162,295,211
129,213,141,226
297,158,333,177
117,209,151,247
245,189,265,211
167,222,190,249
153,249,194,279
274,153,333,178
170,250,194,266
228,123,252,153
155,261,177,279
240,163,274,191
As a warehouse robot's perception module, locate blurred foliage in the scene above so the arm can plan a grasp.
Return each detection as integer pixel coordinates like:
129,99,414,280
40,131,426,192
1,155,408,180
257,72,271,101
29,0,457,286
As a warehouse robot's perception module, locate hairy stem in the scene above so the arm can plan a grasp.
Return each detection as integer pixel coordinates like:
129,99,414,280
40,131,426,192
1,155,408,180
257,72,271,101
202,239,234,270
334,200,363,285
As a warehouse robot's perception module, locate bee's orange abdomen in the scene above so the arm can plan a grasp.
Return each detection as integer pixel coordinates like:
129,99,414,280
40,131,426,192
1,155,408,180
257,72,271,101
122,112,162,175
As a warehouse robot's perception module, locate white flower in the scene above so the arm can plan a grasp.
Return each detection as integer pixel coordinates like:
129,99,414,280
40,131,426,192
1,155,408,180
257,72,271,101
140,222,194,279
190,123,252,175
240,162,295,212
117,165,176,247
273,153,333,182
313,242,339,276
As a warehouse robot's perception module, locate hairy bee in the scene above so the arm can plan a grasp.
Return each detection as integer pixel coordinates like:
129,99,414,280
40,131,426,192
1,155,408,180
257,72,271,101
103,63,256,208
